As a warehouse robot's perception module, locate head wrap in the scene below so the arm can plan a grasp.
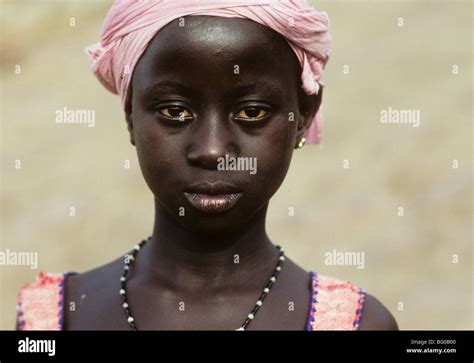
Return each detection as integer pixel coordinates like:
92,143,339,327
86,0,331,144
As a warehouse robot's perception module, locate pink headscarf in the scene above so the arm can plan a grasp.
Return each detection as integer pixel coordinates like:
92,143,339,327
86,0,331,144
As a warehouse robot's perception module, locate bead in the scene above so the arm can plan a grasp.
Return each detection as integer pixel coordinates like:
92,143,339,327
270,276,276,282
124,265,129,270
263,288,269,293
120,277,126,282
256,300,262,306
276,266,281,271
279,256,285,261
119,289,126,295
235,327,245,331
128,317,134,323
134,245,140,251
123,303,128,308
247,313,254,320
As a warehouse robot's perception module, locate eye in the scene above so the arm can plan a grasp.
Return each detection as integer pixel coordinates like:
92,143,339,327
158,106,193,121
234,107,269,120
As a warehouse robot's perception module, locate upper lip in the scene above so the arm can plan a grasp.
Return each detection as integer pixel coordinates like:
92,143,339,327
184,181,242,195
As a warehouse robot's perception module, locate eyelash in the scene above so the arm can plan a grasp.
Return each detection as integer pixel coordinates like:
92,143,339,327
155,105,271,123
157,105,193,121
233,106,271,121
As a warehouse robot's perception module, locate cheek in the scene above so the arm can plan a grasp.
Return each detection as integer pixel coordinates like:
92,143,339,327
249,113,296,199
133,114,180,195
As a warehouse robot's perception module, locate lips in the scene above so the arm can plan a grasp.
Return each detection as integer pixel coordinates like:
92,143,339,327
184,181,243,213
184,192,243,213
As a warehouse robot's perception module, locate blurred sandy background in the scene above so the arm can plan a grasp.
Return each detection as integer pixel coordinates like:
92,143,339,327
1,0,472,330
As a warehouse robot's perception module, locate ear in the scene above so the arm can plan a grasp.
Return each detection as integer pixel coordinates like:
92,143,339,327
125,95,136,146
294,87,323,149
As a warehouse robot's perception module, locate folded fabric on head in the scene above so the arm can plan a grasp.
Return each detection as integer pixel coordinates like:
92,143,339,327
86,0,331,144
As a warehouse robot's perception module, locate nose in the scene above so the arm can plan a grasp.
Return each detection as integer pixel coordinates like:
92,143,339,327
186,110,237,170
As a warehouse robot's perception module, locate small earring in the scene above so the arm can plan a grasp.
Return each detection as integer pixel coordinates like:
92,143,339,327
298,137,306,149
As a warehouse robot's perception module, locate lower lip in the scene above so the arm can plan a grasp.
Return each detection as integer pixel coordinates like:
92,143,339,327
184,192,243,213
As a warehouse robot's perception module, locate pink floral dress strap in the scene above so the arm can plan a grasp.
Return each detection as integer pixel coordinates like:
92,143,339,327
16,272,76,330
306,271,366,330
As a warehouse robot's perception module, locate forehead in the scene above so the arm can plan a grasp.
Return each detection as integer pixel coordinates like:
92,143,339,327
132,15,301,94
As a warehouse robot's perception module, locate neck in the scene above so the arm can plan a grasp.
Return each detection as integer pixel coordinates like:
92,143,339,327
137,197,278,294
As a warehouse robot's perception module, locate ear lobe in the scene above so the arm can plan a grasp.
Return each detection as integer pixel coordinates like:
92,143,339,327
295,88,323,148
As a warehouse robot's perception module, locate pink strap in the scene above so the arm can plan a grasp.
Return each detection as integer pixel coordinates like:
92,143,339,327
306,272,365,330
16,272,67,330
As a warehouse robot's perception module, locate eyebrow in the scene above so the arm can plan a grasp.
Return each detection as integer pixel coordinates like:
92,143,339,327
142,81,195,98
142,80,284,100
230,82,281,97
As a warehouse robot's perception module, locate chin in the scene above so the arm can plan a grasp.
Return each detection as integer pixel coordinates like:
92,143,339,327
177,210,249,237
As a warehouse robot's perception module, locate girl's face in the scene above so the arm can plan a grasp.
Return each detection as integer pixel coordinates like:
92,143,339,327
128,16,321,235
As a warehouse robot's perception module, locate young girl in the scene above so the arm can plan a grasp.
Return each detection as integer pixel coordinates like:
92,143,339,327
16,0,398,331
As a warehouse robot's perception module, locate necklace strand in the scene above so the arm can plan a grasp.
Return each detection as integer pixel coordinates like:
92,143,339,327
119,236,285,331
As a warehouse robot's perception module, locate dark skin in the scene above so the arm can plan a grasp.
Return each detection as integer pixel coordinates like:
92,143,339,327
35,16,398,330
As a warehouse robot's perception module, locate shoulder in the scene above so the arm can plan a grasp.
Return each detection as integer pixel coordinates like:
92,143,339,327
64,257,128,330
66,256,123,296
65,256,123,309
16,257,126,330
358,293,399,330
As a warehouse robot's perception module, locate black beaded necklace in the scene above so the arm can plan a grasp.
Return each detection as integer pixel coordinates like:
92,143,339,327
119,236,285,331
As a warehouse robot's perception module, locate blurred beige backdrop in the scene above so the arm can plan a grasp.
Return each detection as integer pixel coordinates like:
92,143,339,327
1,0,472,329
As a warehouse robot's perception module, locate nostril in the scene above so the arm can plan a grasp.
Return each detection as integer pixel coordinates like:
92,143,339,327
187,147,224,170
187,146,242,171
